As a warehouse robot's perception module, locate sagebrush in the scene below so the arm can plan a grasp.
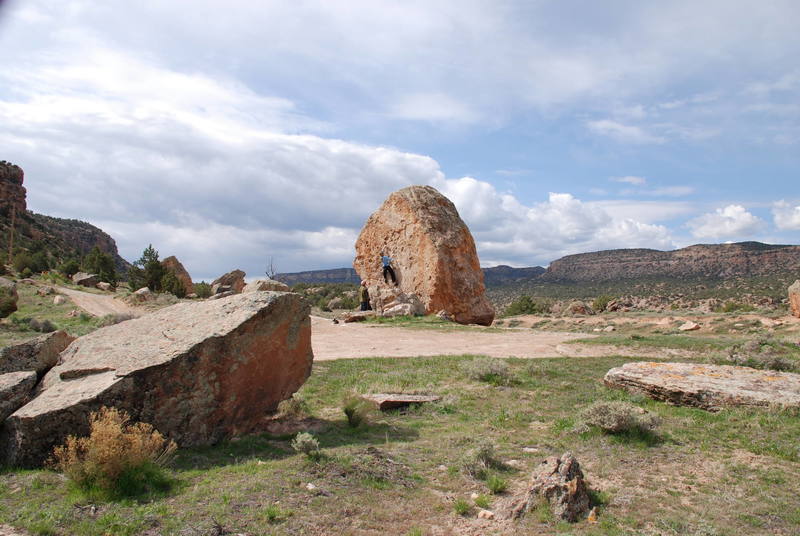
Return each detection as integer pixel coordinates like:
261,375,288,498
582,401,660,434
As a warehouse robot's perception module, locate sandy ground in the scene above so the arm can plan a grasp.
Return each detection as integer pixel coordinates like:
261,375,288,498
56,286,139,317
310,316,685,360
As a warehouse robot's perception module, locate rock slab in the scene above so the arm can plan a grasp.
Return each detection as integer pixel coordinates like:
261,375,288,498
0,372,37,422
243,278,290,293
508,452,591,522
72,272,100,287
2,291,314,467
162,255,194,296
353,185,494,325
361,393,441,410
789,280,800,318
212,270,246,294
604,361,800,411
0,331,75,374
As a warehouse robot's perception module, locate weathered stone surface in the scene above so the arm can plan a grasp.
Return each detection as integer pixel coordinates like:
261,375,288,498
2,292,313,467
0,331,75,374
678,321,700,331
162,256,194,296
0,161,26,216
243,278,290,293
212,270,246,294
342,311,375,323
789,280,800,318
353,185,494,326
507,453,591,522
563,301,594,316
369,287,425,318
604,361,800,411
0,372,37,422
53,295,66,305
207,290,235,300
72,272,99,287
95,282,112,292
361,393,441,411
36,286,54,296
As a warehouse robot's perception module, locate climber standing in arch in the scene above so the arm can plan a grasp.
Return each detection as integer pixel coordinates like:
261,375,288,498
380,251,398,285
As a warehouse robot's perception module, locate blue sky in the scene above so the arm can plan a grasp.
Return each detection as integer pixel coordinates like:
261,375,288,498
0,0,798,280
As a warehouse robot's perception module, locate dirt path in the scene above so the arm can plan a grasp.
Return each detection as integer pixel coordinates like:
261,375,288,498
311,316,679,360
56,287,140,317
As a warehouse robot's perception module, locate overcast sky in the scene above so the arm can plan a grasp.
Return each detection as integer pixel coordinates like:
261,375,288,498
1,1,798,280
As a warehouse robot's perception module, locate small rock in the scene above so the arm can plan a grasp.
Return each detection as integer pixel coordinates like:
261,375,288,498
437,465,448,471
477,509,495,520
506,459,523,468
522,447,539,454
470,492,480,500
507,452,590,522
95,282,112,292
679,321,700,331
53,295,66,305
602,325,615,332
305,483,317,491
72,272,99,287
592,328,602,332
587,506,598,524
36,286,54,296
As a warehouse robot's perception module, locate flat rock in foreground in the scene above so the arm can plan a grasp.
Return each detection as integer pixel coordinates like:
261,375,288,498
2,292,313,467
604,362,800,411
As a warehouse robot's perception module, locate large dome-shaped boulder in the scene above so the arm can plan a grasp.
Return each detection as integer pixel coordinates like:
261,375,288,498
353,185,494,325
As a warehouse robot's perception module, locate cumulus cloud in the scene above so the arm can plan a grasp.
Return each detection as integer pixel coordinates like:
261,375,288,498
687,205,765,240
772,200,800,230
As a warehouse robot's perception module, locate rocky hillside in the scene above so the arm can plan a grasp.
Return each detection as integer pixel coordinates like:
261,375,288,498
0,161,130,272
541,242,800,282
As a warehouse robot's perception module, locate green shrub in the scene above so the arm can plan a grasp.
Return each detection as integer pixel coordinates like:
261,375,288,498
474,494,491,509
20,267,32,279
460,440,502,480
582,401,660,434
715,301,756,313
0,287,17,318
29,318,56,333
592,295,614,312
57,258,81,278
127,245,165,292
504,295,552,316
342,395,373,428
50,407,176,500
460,358,512,385
291,432,321,459
453,498,471,516
486,474,507,494
160,269,186,298
83,246,117,286
726,336,798,372
194,281,212,298
277,395,311,420
0,263,6,276
13,249,49,274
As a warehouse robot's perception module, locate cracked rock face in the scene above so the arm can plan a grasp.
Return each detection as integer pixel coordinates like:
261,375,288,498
508,452,591,522
2,292,313,467
353,185,494,326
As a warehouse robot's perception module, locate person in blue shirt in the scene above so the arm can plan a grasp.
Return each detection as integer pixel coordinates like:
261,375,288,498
380,252,397,285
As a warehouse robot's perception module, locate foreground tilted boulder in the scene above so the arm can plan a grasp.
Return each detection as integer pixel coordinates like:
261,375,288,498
353,185,494,325
1,292,313,467
604,362,800,411
790,280,800,318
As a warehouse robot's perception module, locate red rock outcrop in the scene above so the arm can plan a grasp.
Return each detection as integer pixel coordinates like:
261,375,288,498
353,185,494,325
0,161,26,216
789,280,800,318
1,292,313,467
162,256,194,296
212,269,246,294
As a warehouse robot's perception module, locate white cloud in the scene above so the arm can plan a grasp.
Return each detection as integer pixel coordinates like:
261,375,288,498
612,176,647,185
587,120,665,144
687,205,765,240
388,92,479,123
772,200,800,230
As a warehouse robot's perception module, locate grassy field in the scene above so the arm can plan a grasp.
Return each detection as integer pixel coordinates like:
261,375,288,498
1,351,799,536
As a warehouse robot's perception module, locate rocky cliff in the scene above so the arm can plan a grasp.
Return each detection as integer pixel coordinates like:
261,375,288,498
0,161,130,272
541,242,800,283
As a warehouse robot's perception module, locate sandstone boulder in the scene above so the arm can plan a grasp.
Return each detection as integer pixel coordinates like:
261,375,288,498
342,311,375,323
132,287,153,301
564,301,594,316
36,286,54,297
0,372,37,422
53,295,66,305
96,282,113,292
72,272,100,287
2,292,313,467
789,280,800,318
604,362,800,411
243,278,290,293
0,331,75,374
353,185,494,326
162,256,194,296
678,321,700,331
212,270,246,294
507,453,591,522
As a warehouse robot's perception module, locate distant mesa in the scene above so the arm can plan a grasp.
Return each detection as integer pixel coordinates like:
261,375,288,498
353,185,495,326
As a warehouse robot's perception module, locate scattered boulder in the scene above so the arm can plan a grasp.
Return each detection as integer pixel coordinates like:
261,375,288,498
0,331,75,374
507,453,591,522
436,310,453,322
71,272,99,287
602,325,616,332
342,311,375,323
360,393,441,411
0,372,38,422
161,256,194,296
243,278,290,293
0,277,18,318
370,287,425,318
353,185,494,326
678,321,700,331
36,286,54,297
95,282,113,292
2,292,313,467
132,287,153,302
564,301,594,316
212,270,246,294
53,295,66,305
789,280,800,318
604,361,800,411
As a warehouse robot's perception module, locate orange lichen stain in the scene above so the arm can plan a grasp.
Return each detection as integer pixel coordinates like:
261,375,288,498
762,376,783,382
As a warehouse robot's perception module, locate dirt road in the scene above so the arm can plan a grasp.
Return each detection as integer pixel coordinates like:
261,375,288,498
310,316,681,360
56,287,139,317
